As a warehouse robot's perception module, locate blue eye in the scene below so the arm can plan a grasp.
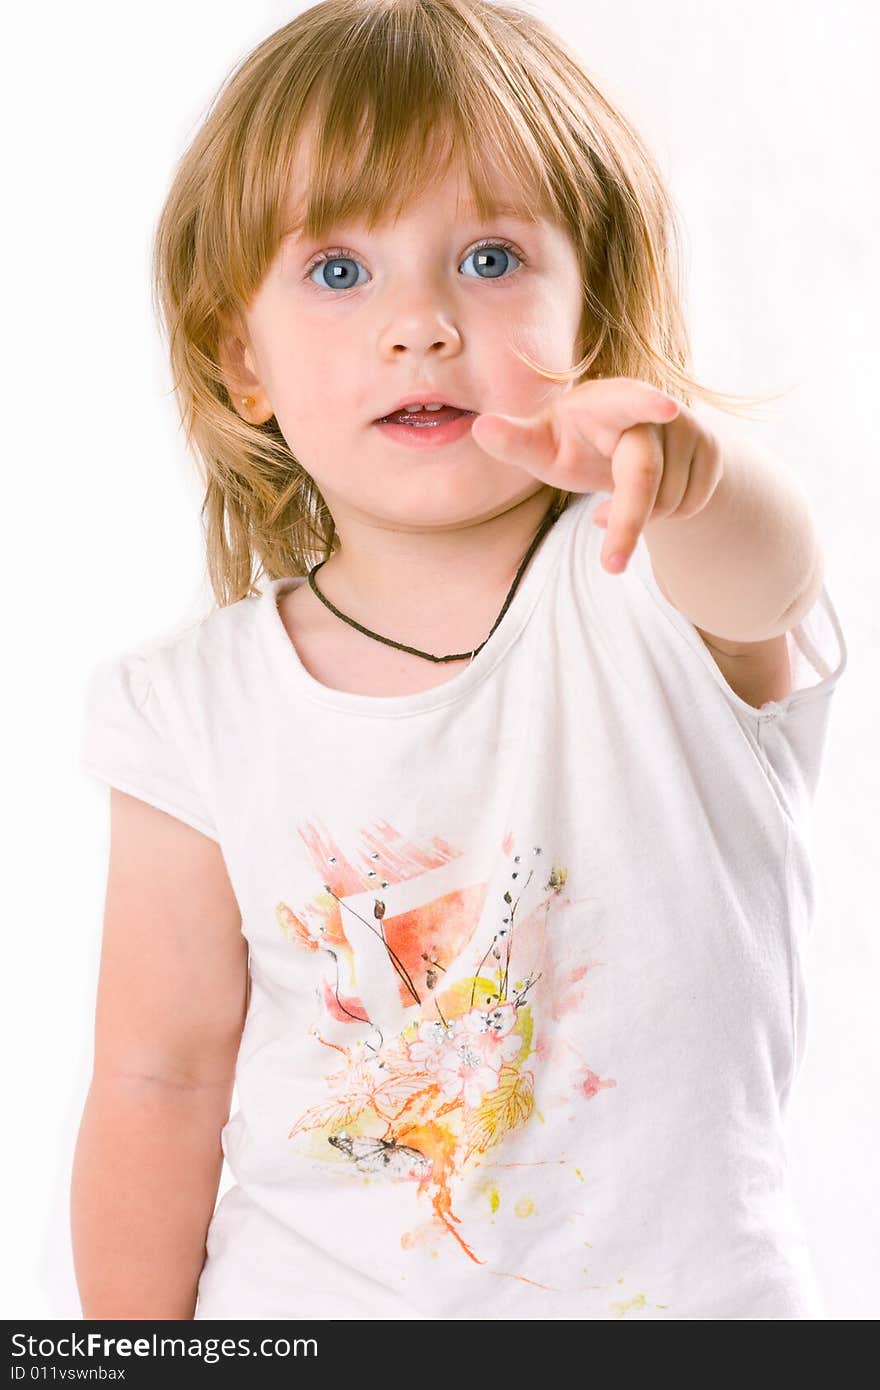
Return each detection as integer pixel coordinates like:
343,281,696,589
460,240,522,280
307,250,368,291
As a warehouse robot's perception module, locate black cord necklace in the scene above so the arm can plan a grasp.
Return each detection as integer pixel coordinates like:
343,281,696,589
306,493,568,665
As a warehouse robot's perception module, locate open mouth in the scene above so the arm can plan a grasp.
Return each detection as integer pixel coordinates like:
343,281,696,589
375,406,475,426
372,405,477,449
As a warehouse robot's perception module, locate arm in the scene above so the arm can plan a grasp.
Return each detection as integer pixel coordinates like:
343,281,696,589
642,415,825,709
71,789,248,1320
643,413,825,645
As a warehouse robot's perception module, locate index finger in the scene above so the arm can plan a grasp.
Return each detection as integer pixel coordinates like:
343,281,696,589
601,422,664,572
565,376,680,434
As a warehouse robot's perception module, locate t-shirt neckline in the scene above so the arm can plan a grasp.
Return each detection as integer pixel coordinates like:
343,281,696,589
259,495,588,719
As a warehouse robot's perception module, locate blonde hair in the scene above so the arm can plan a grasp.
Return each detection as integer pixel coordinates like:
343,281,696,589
152,0,780,607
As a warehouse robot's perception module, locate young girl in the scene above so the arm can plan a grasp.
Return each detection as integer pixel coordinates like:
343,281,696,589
72,0,847,1320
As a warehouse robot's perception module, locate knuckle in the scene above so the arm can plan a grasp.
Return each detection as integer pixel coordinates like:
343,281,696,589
634,457,661,482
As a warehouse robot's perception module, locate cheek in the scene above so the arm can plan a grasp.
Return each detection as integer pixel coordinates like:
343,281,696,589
499,324,575,402
494,286,580,374
270,346,369,477
265,323,356,422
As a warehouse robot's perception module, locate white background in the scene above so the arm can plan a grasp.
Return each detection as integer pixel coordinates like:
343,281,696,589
3,0,877,1319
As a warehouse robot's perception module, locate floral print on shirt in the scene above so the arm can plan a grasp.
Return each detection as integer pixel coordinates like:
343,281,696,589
277,823,616,1285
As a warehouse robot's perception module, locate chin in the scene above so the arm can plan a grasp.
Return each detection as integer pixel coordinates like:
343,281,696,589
361,477,544,530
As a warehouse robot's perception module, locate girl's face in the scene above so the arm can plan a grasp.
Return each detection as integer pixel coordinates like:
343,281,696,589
225,145,584,531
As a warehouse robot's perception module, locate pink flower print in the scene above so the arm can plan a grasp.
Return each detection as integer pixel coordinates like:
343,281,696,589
436,1039,501,1109
406,1018,455,1073
460,1002,523,1068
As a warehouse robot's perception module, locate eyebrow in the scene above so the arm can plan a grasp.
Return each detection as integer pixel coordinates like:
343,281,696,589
281,204,540,241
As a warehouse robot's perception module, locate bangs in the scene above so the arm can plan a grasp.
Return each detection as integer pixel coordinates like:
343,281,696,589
265,8,563,246
283,102,553,242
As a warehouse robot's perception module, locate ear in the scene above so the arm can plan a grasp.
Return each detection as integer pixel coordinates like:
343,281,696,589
216,312,273,424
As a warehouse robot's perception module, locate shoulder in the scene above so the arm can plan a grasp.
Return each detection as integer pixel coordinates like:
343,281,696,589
87,587,267,738
140,587,265,675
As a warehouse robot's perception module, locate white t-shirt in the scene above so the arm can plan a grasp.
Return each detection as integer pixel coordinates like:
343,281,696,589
79,490,848,1320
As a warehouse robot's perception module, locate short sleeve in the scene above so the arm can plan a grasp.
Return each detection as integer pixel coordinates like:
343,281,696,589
79,650,219,841
629,530,848,821
753,586,848,816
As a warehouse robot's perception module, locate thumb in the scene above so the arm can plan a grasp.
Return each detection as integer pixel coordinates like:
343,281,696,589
470,411,558,472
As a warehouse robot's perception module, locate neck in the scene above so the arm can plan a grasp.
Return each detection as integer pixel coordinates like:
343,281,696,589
311,485,562,647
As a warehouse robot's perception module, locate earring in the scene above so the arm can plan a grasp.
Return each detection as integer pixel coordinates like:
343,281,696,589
241,395,255,408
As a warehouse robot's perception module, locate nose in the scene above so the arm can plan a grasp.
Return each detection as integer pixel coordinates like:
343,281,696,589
377,306,463,360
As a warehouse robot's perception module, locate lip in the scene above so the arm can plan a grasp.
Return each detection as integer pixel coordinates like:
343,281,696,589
373,411,476,450
373,391,472,420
